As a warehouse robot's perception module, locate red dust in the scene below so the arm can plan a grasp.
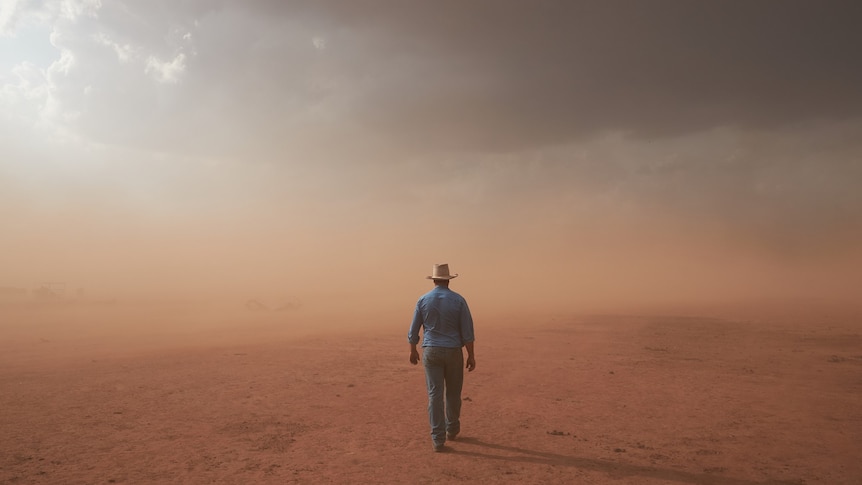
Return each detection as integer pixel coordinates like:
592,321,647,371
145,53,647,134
1,303,860,484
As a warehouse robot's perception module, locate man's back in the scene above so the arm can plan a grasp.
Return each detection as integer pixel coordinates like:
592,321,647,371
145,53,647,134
409,286,474,349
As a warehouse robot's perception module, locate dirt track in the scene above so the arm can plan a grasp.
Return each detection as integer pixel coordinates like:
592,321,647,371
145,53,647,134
1,307,861,484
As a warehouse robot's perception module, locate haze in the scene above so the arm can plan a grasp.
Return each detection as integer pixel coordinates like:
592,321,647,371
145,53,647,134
2,0,861,321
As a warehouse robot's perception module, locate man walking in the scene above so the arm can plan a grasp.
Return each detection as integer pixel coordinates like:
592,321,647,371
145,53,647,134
408,263,476,452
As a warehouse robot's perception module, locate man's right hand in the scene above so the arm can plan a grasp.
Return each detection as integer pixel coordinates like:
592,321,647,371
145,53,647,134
410,348,420,365
466,356,476,372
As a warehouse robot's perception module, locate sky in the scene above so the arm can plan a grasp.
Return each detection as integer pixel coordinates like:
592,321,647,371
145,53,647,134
1,0,861,316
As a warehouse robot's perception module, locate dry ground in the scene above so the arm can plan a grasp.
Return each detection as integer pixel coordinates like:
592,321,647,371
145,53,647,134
1,304,861,484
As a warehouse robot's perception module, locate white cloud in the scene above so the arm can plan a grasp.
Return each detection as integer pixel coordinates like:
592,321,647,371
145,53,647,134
0,57,78,144
59,0,101,21
312,36,326,50
0,18,86,142
93,32,134,62
145,53,186,84
0,0,24,35
2,0,103,37
47,45,74,76
0,62,46,110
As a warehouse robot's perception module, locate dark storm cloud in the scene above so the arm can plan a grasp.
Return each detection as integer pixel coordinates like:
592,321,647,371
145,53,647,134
18,0,860,157
5,0,861,245
240,0,862,152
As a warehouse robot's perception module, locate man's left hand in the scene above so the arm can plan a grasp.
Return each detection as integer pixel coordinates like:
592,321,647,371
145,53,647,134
409,349,420,365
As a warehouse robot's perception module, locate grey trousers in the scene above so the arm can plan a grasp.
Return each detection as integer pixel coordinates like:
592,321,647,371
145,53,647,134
422,346,464,444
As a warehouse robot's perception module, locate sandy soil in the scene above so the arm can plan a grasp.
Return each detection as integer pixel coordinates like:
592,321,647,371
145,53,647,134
1,304,861,484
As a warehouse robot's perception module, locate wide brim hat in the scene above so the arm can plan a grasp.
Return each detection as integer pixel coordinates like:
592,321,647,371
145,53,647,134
426,263,458,280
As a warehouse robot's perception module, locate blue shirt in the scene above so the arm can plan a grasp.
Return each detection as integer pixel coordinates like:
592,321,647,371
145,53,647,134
408,286,475,348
